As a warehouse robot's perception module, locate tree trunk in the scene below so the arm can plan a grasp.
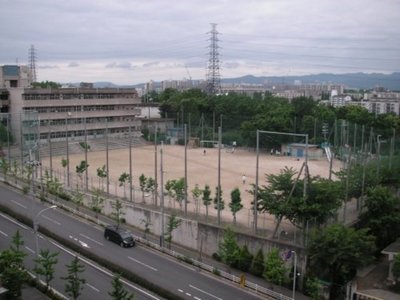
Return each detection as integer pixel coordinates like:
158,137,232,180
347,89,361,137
272,216,283,238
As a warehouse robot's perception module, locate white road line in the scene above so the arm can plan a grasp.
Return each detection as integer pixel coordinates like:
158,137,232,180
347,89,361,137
86,282,100,292
79,233,104,246
194,297,202,300
49,241,160,300
186,292,192,296
127,256,158,271
11,200,27,209
0,230,8,237
0,212,29,230
178,289,184,293
41,215,61,225
25,246,35,254
189,285,223,300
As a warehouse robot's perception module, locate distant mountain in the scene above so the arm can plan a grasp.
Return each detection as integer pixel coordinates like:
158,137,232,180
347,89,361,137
222,72,400,90
86,72,400,91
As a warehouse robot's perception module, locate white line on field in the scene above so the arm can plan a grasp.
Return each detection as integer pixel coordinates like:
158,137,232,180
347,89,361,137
0,230,8,237
127,256,158,271
11,200,27,209
79,233,104,246
41,215,61,225
189,285,223,300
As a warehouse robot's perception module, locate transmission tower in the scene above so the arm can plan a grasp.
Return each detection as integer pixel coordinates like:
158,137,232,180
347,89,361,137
206,23,221,95
28,45,38,83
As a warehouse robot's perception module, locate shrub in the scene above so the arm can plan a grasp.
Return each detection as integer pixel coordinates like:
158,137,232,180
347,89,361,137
237,245,253,272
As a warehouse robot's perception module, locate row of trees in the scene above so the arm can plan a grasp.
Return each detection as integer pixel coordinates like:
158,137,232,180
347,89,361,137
0,230,134,300
152,88,400,148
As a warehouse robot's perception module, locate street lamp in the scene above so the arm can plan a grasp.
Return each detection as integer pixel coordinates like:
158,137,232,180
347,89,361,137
34,205,57,258
291,250,297,300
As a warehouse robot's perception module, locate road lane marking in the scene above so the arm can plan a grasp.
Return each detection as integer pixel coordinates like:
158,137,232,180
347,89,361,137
25,246,35,254
11,200,27,209
79,233,104,246
189,285,223,300
0,212,29,230
49,241,160,299
86,282,100,292
128,256,158,271
178,289,184,293
186,292,192,296
194,297,202,300
41,215,61,225
0,230,8,237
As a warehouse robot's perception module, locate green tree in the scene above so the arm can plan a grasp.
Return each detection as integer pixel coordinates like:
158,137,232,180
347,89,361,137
308,224,375,300
191,184,202,215
165,179,176,205
237,244,253,272
145,177,156,203
75,160,89,189
61,157,69,183
171,178,185,209
34,249,59,291
0,157,10,181
139,174,147,202
90,188,104,218
218,227,240,267
62,256,86,300
111,199,125,228
213,186,225,212
358,185,400,250
393,253,400,284
32,80,61,89
72,190,84,210
250,248,265,277
229,187,243,224
304,276,323,300
0,230,27,300
263,248,288,286
256,167,301,237
118,172,131,199
96,165,107,190
164,214,182,249
108,273,134,300
202,184,212,221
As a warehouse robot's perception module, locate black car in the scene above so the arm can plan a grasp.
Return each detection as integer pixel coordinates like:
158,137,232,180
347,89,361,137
104,225,135,247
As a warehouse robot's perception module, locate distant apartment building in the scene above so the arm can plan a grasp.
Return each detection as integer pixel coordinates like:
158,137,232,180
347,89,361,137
328,89,400,116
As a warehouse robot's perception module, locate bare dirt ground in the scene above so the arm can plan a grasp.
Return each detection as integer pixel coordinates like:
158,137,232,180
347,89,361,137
42,144,341,228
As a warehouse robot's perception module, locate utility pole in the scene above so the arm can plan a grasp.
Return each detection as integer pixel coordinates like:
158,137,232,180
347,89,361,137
217,126,222,225
184,124,188,215
160,142,165,247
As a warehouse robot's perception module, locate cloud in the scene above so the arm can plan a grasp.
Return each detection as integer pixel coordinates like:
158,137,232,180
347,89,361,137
105,62,132,69
38,65,59,69
1,0,398,84
142,61,160,68
68,62,79,68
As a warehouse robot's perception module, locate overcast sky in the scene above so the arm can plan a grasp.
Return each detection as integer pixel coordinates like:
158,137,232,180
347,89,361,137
1,0,399,85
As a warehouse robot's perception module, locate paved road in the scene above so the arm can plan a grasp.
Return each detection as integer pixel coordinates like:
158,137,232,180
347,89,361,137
0,211,162,300
0,183,265,300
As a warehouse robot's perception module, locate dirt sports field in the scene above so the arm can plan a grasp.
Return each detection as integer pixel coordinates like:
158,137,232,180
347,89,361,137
43,144,341,225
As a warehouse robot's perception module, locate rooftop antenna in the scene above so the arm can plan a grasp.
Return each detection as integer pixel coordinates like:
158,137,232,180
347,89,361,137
29,45,38,82
206,23,221,95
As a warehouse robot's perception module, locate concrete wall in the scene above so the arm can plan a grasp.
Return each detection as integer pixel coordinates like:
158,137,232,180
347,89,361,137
100,197,307,282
